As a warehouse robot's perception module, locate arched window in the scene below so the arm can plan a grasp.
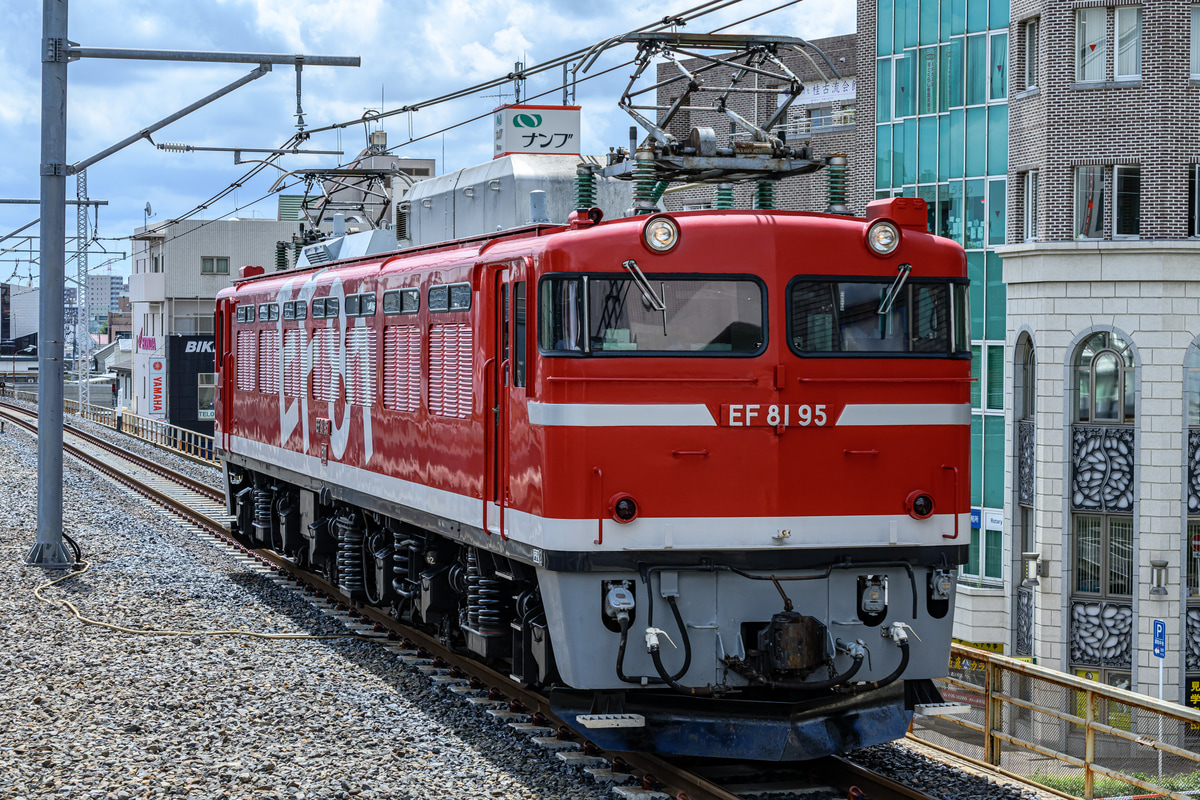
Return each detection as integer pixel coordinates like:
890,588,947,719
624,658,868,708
1018,335,1036,421
1069,330,1136,692
1074,331,1134,423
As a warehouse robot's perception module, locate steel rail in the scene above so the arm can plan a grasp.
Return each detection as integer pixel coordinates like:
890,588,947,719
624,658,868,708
0,403,223,503
1,404,1001,800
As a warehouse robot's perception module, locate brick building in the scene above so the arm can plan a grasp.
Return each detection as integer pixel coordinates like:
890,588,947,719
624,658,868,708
995,0,1200,705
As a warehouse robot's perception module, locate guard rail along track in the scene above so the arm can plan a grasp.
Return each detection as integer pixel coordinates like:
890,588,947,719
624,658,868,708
6,395,1199,800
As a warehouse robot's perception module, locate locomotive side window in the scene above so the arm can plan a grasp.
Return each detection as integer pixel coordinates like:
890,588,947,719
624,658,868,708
449,284,471,311
429,286,449,312
539,275,764,356
294,300,307,320
789,279,969,357
325,297,339,318
346,293,376,317
312,298,326,319
383,288,420,315
283,302,295,321
268,304,279,321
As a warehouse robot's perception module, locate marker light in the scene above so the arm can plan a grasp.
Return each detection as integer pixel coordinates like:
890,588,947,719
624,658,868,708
866,220,901,256
611,494,639,523
642,216,680,253
906,491,935,520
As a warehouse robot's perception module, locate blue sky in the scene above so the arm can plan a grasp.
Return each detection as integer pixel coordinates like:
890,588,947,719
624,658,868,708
0,0,855,282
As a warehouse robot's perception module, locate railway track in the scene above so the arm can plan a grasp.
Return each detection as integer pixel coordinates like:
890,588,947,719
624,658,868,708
3,401,975,800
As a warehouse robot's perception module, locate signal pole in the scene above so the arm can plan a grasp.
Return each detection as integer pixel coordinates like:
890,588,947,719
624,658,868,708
27,0,359,568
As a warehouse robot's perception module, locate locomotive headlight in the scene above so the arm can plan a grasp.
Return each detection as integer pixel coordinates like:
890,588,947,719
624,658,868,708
866,220,900,256
610,493,639,523
642,216,680,253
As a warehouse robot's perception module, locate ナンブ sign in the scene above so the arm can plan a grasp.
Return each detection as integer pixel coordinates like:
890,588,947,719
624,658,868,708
494,105,581,157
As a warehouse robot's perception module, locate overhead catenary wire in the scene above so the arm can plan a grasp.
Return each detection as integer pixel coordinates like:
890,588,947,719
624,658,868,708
113,0,798,254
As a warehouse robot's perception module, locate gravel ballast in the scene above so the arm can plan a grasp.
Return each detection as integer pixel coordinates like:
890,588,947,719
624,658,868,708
0,423,612,800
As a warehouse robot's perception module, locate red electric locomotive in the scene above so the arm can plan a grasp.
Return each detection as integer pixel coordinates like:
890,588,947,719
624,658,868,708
215,196,970,760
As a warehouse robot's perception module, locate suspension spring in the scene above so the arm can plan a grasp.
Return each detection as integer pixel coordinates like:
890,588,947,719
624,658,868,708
336,514,365,593
466,549,508,633
253,488,272,528
392,535,418,595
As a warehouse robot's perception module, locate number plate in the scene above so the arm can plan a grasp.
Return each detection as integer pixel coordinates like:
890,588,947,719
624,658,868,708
720,403,829,427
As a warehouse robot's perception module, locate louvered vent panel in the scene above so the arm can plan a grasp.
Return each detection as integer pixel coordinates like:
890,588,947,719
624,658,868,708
429,324,472,419
258,330,280,394
236,331,256,392
346,327,377,407
313,328,338,402
283,330,301,398
384,326,421,412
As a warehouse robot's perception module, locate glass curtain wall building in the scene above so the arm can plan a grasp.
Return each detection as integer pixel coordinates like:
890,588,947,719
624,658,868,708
875,0,1009,586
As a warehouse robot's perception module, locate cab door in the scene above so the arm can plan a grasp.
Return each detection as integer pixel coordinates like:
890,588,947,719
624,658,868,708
215,297,235,451
483,265,511,536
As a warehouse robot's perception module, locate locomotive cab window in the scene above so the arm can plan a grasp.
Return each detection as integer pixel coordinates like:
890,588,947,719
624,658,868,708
789,278,969,357
539,274,765,356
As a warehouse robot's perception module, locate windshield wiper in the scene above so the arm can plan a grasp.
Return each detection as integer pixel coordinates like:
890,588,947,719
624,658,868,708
877,263,913,316
622,259,665,311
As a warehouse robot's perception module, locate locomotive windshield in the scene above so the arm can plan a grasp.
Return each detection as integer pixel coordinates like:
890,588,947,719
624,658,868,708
789,278,970,356
539,275,764,355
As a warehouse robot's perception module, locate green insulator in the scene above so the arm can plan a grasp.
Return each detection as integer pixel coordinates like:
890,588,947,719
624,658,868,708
650,180,670,204
275,242,288,271
825,155,849,214
753,182,775,210
715,183,735,209
293,240,302,268
574,164,597,211
632,149,658,215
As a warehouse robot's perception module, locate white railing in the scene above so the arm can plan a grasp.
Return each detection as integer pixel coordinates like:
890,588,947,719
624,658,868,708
120,411,218,467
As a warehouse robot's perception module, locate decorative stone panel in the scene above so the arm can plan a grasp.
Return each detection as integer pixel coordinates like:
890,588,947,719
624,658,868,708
1015,587,1034,657
1070,601,1133,669
1071,426,1135,513
1188,429,1200,514
1188,607,1200,672
1018,420,1036,508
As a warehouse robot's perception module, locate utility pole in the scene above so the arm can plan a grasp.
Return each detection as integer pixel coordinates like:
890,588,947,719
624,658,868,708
27,0,359,568
29,0,71,567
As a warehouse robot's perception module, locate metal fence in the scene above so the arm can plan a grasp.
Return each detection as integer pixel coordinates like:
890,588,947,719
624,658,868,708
119,411,218,467
914,644,1200,800
1,384,218,467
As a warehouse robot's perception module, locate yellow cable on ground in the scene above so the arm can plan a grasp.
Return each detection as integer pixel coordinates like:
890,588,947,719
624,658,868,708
34,561,360,641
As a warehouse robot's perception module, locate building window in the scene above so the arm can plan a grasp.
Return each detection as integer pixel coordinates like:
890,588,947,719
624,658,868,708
198,374,215,420
1075,166,1104,239
1024,18,1039,89
809,106,832,131
201,256,229,275
1074,515,1134,596
1074,331,1135,424
1076,8,1106,82
1189,165,1200,237
1114,166,1140,238
1115,6,1142,79
1018,336,1036,421
1024,170,1039,241
989,32,1007,101
1192,6,1200,77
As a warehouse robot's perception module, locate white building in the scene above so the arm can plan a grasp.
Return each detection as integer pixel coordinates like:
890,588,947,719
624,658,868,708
130,218,308,427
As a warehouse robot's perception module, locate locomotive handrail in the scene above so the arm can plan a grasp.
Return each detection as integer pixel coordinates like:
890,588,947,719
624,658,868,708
592,466,604,545
482,357,495,536
499,357,510,541
940,465,959,539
